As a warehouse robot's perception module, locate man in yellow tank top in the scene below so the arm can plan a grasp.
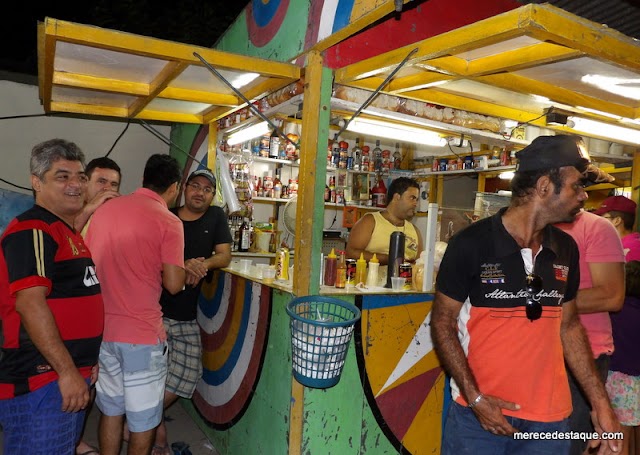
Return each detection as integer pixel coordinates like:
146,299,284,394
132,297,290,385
346,177,423,285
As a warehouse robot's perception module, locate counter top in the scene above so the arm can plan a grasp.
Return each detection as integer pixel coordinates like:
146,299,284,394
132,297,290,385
222,266,294,293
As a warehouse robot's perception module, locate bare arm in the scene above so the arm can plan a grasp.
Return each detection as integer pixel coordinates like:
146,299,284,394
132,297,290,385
15,286,89,412
185,243,232,287
575,262,624,314
162,263,186,294
561,299,622,454
413,222,423,261
73,190,119,232
431,291,518,435
346,214,389,264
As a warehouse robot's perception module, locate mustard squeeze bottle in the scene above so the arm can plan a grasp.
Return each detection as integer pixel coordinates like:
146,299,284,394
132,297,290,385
355,253,367,286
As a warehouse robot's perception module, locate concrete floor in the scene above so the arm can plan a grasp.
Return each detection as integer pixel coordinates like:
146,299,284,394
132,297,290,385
82,401,221,455
0,400,221,455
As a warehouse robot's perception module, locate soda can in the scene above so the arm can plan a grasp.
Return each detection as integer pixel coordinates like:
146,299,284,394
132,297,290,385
346,259,357,286
275,247,290,281
399,262,412,290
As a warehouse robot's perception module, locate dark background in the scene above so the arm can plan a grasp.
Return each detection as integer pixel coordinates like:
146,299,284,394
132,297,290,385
1,0,248,76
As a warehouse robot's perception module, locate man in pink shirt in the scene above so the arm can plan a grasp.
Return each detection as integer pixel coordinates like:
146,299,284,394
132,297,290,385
86,154,186,455
595,195,640,261
556,200,625,455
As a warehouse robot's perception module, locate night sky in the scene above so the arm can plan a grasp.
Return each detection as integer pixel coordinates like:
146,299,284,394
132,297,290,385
2,0,248,76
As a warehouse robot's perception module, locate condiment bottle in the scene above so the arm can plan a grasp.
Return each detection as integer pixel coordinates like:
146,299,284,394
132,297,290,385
366,254,380,288
335,251,347,289
323,248,337,286
355,253,367,285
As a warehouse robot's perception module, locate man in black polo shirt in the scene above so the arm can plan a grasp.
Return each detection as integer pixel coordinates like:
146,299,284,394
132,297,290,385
153,168,232,454
431,135,621,454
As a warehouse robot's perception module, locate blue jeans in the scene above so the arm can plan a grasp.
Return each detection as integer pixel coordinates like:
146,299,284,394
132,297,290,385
442,402,571,455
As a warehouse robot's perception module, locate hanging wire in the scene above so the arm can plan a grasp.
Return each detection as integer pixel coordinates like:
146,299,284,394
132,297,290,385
104,120,130,157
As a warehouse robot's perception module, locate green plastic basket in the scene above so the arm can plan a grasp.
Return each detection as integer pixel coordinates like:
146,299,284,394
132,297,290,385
286,296,361,389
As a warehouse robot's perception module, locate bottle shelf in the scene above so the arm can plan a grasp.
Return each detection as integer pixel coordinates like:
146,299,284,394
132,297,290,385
252,196,294,203
413,165,516,176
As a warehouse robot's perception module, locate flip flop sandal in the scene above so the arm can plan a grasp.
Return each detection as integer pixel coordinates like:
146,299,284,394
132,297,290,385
151,445,171,455
171,441,192,455
77,445,100,455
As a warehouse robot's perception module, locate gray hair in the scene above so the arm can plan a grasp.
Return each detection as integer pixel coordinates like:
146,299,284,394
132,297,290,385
31,139,85,179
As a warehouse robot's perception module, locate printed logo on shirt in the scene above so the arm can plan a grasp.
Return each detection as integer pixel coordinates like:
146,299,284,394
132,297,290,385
83,266,100,287
480,262,505,284
553,264,569,282
67,236,79,256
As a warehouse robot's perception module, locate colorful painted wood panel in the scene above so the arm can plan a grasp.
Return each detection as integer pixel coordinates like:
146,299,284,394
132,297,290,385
356,293,445,454
193,271,272,427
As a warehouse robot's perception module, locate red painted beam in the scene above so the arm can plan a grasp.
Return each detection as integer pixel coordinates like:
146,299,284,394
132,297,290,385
325,0,522,69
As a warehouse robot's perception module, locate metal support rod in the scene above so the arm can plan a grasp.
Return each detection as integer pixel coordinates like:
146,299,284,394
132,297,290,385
193,51,295,146
334,47,418,139
138,120,210,171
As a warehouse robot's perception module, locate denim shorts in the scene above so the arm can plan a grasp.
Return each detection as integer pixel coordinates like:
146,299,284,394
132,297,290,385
0,379,88,455
442,402,570,455
96,341,168,432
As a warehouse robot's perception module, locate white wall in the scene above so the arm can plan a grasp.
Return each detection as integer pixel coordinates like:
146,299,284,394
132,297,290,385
0,79,171,196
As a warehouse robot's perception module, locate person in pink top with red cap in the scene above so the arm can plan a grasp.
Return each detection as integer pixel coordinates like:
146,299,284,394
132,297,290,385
596,195,640,455
595,195,640,262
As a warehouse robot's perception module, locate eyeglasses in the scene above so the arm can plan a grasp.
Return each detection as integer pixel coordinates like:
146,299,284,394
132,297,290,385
186,182,213,194
524,273,543,321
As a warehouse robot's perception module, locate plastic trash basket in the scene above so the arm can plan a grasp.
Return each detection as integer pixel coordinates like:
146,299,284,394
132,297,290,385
286,295,361,389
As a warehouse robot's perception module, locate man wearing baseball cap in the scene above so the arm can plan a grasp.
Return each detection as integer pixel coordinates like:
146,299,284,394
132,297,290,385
432,135,621,454
153,168,232,454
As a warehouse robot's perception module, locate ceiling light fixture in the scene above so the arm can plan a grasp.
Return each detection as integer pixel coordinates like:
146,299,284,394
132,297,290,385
346,118,446,147
569,117,640,145
226,121,270,145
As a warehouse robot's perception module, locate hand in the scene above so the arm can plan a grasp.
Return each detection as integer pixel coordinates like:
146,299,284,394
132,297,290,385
588,407,622,454
470,394,520,436
185,257,207,287
86,189,120,212
90,364,99,386
57,369,90,412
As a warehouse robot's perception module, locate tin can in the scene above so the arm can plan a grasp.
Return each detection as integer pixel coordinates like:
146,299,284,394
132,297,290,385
275,247,290,281
346,259,357,286
399,262,412,290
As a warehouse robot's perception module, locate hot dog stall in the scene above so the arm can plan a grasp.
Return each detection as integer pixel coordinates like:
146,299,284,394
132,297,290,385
37,1,640,453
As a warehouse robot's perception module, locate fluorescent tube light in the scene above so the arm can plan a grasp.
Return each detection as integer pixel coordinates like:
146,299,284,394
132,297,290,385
226,121,270,145
568,117,640,145
346,118,446,147
498,171,515,180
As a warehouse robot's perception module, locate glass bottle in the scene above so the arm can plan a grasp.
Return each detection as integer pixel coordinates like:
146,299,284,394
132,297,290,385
352,138,362,171
269,128,280,159
239,218,251,252
335,251,347,289
393,142,402,170
323,248,337,286
373,140,383,172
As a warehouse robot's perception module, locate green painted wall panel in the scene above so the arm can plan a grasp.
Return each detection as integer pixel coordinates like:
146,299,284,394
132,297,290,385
215,1,309,62
169,123,200,169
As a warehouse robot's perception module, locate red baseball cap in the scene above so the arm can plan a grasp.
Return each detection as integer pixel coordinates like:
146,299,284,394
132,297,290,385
594,196,637,216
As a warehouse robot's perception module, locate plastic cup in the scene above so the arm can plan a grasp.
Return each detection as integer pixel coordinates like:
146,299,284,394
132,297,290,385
391,277,406,291
239,259,252,274
256,263,269,279
262,266,276,283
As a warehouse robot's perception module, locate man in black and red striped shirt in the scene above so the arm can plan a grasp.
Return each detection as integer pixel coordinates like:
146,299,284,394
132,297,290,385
0,139,104,455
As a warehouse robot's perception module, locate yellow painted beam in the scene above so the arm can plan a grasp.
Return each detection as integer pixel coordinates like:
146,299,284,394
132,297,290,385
50,101,130,118
53,71,150,96
334,7,531,84
38,22,55,113
159,87,238,106
466,43,582,76
207,123,218,171
129,61,188,118
477,73,636,119
44,17,301,80
134,109,203,124
525,4,640,73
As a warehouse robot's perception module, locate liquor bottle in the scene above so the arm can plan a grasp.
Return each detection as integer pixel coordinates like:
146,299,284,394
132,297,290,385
335,251,347,289
352,138,362,171
332,139,340,168
239,218,251,252
393,142,402,170
373,140,383,172
361,145,370,172
268,128,280,159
